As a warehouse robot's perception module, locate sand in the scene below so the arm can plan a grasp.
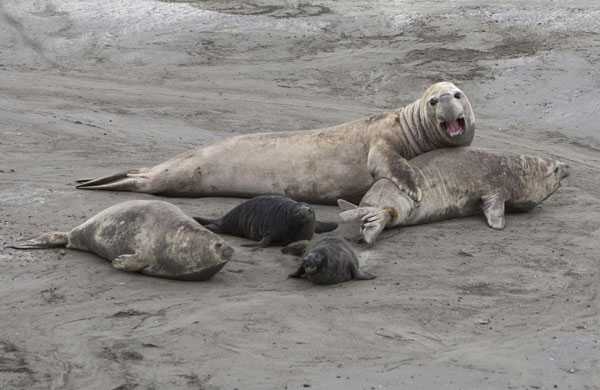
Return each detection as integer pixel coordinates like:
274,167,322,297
1,1,599,389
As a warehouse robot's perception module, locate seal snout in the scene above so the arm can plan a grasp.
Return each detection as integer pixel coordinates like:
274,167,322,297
216,242,234,260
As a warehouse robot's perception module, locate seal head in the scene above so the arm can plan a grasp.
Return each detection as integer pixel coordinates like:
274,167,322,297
421,81,475,146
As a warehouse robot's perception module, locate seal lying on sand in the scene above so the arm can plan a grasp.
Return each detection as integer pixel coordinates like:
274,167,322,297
77,82,475,204
194,196,337,248
11,200,234,280
283,233,376,285
338,148,570,245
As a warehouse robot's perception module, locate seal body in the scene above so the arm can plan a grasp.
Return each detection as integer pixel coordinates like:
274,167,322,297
194,196,336,247
287,233,376,285
77,82,475,204
12,200,234,280
339,148,570,245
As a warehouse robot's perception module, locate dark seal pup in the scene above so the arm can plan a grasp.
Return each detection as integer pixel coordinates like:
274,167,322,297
76,82,474,204
11,200,234,281
194,195,337,248
338,147,570,245
284,233,376,285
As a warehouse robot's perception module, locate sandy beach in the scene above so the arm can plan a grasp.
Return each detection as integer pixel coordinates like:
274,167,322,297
1,1,599,389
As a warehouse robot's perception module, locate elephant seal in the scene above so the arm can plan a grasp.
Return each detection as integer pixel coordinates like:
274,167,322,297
77,81,475,204
10,200,234,280
338,147,570,245
194,196,337,248
284,233,376,285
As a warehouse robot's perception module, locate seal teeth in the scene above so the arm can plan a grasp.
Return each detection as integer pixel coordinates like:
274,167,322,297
443,120,463,137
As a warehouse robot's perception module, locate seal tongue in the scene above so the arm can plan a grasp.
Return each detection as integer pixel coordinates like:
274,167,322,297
444,120,462,137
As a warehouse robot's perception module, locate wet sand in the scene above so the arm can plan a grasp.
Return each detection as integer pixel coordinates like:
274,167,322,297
1,1,599,389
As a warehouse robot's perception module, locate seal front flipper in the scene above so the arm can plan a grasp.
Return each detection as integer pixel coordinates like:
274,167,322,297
112,253,149,272
288,262,306,278
240,234,272,248
314,221,338,234
10,232,69,249
281,240,309,256
349,261,377,281
482,193,506,230
367,141,422,202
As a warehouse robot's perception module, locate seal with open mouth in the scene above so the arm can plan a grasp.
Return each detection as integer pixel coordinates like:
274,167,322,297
284,233,376,285
338,147,570,246
76,82,474,204
10,200,234,280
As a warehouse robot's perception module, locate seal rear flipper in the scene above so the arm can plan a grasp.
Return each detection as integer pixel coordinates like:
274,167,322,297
76,169,148,191
240,234,271,248
281,240,309,256
314,221,338,234
192,216,222,233
349,262,377,281
482,193,506,230
112,253,149,272
10,232,69,249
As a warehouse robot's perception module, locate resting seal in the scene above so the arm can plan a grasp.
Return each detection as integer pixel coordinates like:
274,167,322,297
338,147,570,245
194,195,337,248
77,81,474,204
11,200,234,280
284,233,376,285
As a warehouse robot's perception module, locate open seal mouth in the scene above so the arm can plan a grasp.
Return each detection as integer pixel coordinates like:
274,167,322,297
305,265,317,273
442,117,465,137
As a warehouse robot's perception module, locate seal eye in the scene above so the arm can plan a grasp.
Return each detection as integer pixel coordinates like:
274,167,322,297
215,243,223,248
429,97,438,106
553,166,559,173
454,92,463,99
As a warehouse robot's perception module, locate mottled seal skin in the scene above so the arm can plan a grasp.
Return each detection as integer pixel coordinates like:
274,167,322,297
194,196,337,248
77,81,474,204
11,200,234,281
285,233,376,285
339,147,570,245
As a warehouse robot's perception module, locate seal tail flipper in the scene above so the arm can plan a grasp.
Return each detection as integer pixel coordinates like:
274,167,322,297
314,221,338,234
192,217,222,233
10,232,69,249
349,262,377,281
76,169,148,192
337,199,359,211
338,205,391,246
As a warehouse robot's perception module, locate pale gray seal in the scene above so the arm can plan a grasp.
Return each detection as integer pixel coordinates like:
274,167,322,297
193,195,337,248
283,233,376,285
338,147,570,245
76,82,475,204
10,200,234,280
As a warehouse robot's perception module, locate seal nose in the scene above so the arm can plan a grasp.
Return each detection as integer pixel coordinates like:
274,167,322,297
221,245,234,260
440,93,461,122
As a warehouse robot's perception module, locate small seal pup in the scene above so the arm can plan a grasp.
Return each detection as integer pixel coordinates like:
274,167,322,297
10,200,234,280
338,147,570,245
283,233,376,285
194,196,338,248
77,81,474,204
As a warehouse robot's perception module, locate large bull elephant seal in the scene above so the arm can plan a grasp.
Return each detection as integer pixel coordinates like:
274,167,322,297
10,200,234,281
77,82,475,204
338,148,570,245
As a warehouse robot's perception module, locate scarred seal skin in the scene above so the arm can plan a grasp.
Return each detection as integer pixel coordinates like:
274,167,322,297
338,147,570,245
194,195,337,248
77,82,474,204
10,200,234,281
284,233,376,285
